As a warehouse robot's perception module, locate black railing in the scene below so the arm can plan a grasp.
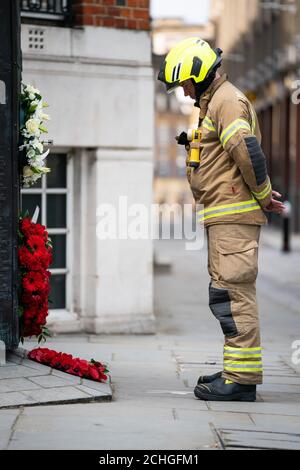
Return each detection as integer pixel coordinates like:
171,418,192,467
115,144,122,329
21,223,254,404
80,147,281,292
21,0,73,24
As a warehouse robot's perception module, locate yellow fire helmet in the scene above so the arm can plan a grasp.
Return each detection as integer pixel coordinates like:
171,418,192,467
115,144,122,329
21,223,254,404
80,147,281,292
158,37,222,94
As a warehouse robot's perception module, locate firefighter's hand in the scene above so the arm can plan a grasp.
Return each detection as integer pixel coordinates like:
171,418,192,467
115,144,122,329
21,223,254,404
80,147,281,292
175,132,189,146
264,190,285,215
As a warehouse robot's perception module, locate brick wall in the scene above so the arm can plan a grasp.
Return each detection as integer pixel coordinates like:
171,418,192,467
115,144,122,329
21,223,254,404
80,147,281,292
73,0,150,30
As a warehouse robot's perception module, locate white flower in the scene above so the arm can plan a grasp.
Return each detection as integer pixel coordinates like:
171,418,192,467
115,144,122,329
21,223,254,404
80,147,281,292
26,85,40,95
29,148,49,168
39,167,51,174
31,139,43,153
23,165,34,177
35,142,44,153
23,171,42,188
25,118,40,136
41,113,51,121
29,93,35,100
27,149,36,159
30,138,39,148
32,160,44,169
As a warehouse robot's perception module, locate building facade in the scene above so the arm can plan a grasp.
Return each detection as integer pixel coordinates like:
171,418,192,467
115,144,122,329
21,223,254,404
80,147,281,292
21,0,155,334
211,0,300,232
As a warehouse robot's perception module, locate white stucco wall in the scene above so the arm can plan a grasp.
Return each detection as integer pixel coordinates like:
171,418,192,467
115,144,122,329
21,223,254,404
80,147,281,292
21,24,155,334
22,26,154,148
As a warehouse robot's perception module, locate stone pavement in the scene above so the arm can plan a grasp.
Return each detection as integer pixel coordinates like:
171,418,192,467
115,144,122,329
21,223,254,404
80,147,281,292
0,228,300,450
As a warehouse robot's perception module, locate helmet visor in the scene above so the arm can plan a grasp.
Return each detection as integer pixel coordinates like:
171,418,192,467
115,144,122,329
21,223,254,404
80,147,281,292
158,60,180,93
166,80,180,94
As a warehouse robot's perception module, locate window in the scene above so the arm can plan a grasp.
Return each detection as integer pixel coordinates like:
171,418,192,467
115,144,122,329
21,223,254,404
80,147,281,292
21,153,70,310
21,0,73,25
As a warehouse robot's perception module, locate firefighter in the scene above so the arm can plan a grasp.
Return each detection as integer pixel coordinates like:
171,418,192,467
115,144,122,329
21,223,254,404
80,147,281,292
158,38,285,402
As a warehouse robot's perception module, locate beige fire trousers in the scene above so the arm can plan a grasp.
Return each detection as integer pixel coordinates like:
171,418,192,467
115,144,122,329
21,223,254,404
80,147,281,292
206,224,263,385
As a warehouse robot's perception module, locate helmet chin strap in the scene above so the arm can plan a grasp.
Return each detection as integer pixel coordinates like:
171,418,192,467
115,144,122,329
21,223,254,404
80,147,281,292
192,70,217,106
192,59,223,106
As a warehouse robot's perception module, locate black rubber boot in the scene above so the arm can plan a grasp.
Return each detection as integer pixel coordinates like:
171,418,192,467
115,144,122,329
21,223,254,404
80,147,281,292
197,371,222,385
194,377,256,402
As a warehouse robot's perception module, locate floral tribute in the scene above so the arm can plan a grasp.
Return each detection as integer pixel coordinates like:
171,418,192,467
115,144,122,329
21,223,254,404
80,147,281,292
18,215,53,342
20,83,51,187
28,348,109,383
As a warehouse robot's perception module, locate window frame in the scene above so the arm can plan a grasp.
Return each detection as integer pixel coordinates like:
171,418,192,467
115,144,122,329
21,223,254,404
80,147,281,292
20,149,73,315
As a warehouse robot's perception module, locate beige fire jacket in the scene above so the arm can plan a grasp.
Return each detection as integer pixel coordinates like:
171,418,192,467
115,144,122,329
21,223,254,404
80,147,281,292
188,74,272,227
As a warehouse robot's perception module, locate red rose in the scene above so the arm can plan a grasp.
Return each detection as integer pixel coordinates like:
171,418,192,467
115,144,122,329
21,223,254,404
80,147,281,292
77,359,90,376
24,308,36,320
20,218,34,238
23,271,47,293
28,348,47,362
27,235,46,251
18,246,33,268
60,353,74,371
31,223,48,241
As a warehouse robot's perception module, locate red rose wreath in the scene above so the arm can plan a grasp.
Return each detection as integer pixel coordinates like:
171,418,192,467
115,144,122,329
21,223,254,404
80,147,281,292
28,348,109,383
18,216,52,342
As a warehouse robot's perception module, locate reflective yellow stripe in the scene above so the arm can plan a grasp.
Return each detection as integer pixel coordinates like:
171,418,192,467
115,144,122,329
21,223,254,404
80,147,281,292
224,362,263,373
252,180,272,200
220,119,251,147
224,353,262,359
197,199,261,222
250,106,256,134
198,199,259,215
222,122,251,145
202,117,216,132
224,346,262,360
198,206,260,222
224,367,263,373
203,122,216,132
224,361,262,366
224,346,262,352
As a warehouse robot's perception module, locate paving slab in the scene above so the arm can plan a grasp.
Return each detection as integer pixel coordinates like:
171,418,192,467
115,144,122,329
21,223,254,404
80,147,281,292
51,369,82,384
175,409,254,427
250,413,300,430
208,402,300,416
0,365,50,380
0,391,37,408
216,428,300,450
0,431,13,450
21,359,52,373
258,392,300,403
259,383,300,394
262,376,300,385
20,386,93,403
0,409,20,430
0,378,41,393
27,375,79,388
